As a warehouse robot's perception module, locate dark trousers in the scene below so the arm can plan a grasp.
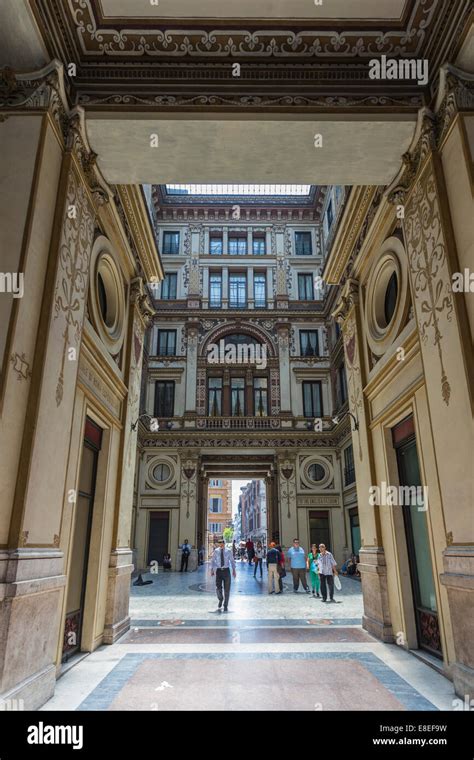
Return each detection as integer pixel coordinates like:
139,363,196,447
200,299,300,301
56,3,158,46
291,568,309,591
180,553,189,571
278,571,284,593
247,550,254,564
320,574,335,600
215,568,231,608
253,558,263,577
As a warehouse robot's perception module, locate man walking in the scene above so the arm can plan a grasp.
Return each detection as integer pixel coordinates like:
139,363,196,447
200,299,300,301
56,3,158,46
287,538,310,593
266,542,281,594
210,538,236,612
317,544,338,603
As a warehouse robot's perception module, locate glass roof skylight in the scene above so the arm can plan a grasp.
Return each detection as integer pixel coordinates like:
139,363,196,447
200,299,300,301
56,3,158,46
166,184,312,196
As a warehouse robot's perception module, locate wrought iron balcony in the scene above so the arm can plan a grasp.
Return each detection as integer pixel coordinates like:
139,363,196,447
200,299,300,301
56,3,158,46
196,416,281,430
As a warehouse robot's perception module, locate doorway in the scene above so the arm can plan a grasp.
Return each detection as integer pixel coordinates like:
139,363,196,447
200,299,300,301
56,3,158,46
349,508,361,556
393,418,442,657
62,418,102,661
309,511,331,551
147,511,170,566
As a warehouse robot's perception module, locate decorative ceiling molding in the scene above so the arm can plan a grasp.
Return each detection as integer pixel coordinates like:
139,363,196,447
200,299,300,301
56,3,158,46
40,0,440,59
27,0,473,112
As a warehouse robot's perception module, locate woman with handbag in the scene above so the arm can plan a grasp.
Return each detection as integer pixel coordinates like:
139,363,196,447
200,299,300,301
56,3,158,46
307,544,321,598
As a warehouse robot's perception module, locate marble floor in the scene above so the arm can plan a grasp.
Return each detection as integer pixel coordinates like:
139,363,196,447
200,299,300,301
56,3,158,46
41,562,457,711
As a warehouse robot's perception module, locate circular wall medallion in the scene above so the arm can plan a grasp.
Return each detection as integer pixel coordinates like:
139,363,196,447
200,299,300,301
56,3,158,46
301,456,333,490
147,456,175,488
364,236,410,357
89,236,126,355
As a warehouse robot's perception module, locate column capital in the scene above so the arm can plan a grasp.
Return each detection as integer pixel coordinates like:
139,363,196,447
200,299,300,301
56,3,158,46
386,108,437,205
130,278,156,327
387,65,474,205
0,60,111,206
332,278,360,325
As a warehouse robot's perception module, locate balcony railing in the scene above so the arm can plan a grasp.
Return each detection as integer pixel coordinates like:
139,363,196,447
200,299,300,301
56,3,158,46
196,416,281,430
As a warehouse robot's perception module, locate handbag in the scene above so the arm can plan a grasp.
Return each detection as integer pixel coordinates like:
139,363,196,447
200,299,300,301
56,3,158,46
334,574,342,591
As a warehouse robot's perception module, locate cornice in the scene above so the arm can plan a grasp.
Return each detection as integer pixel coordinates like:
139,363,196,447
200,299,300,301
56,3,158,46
322,187,378,286
116,186,163,285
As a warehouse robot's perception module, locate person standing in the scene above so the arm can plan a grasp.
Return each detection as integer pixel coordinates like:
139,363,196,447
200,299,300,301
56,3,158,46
180,539,191,572
266,542,281,594
307,544,321,598
245,538,255,565
317,543,338,603
287,538,310,593
253,541,264,579
210,538,236,612
276,544,286,593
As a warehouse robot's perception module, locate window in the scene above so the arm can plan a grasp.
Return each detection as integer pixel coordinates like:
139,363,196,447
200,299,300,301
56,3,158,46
253,377,268,417
209,272,222,308
162,231,180,255
157,329,177,356
344,444,355,486
254,273,267,308
384,271,398,326
231,377,245,416
154,381,175,417
153,463,171,482
97,273,107,323
298,273,314,300
300,330,319,357
339,364,348,405
308,463,325,482
253,236,266,255
208,377,222,416
210,479,222,487
161,273,177,300
210,235,223,255
209,523,221,533
303,381,323,418
295,231,312,256
326,200,334,229
229,274,247,308
228,236,247,256
210,497,223,513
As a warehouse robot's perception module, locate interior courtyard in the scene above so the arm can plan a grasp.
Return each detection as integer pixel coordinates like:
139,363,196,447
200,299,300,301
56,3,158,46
0,0,473,716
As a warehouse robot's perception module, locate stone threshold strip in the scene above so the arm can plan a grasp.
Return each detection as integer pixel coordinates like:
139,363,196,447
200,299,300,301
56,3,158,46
129,618,362,628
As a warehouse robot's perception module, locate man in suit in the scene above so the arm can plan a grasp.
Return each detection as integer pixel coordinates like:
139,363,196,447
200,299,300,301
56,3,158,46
210,539,236,612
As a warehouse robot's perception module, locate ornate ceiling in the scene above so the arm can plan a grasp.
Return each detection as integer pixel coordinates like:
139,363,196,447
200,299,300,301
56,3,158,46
28,0,472,112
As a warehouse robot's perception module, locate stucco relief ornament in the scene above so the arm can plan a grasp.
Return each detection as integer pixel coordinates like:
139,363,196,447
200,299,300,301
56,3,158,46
53,173,94,407
405,177,453,405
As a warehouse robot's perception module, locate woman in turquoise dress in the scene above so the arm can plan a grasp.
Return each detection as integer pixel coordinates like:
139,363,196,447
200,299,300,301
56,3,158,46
307,544,321,598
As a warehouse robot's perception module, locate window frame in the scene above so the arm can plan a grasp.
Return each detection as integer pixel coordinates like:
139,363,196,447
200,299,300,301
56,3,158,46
161,273,178,300
154,381,175,418
302,380,323,418
300,330,319,357
157,329,177,357
162,231,180,255
298,273,315,301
